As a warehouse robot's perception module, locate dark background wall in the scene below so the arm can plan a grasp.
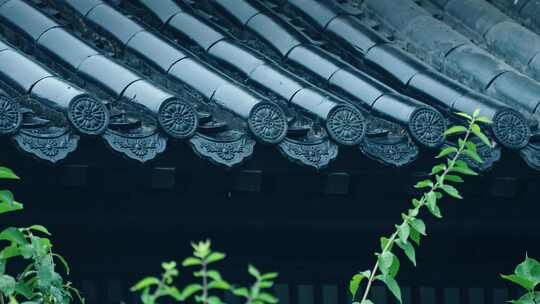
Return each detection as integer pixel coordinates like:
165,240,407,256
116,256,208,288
1,139,539,303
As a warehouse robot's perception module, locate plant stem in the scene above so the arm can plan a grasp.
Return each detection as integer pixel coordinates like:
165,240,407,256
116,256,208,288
0,293,5,304
359,122,474,303
202,262,208,304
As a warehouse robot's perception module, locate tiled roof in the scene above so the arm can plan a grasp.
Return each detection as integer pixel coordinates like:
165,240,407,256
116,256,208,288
0,0,537,171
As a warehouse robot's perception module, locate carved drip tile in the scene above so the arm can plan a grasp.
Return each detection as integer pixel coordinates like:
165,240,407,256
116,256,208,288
13,127,79,162
358,116,418,166
519,142,540,171
360,135,419,167
278,136,338,170
103,129,167,162
443,139,502,172
189,131,255,168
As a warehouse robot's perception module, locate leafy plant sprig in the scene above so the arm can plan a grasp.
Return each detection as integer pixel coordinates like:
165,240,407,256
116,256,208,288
131,240,279,304
350,110,495,304
0,166,83,304
502,255,540,304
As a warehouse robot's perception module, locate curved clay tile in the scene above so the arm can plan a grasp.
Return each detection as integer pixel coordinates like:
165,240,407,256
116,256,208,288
431,0,540,83
0,38,109,136
208,0,448,150
129,0,425,167
359,0,540,168
489,0,540,34
127,0,387,164
51,1,316,168
0,41,79,162
0,0,199,145
266,0,538,170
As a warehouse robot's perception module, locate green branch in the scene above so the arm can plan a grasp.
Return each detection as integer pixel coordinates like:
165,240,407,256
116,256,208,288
351,110,494,304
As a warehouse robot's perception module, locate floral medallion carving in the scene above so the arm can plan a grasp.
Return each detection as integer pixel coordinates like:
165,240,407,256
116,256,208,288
158,99,198,139
248,102,288,144
103,130,167,162
189,131,255,167
0,95,22,135
326,105,366,146
278,137,338,169
492,109,530,149
13,127,79,162
67,96,109,135
409,107,446,148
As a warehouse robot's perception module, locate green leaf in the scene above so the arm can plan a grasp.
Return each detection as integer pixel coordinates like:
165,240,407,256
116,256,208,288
36,255,54,288
53,253,70,275
471,124,493,147
430,164,446,175
463,149,483,164
261,272,278,280
0,190,14,206
129,277,159,291
513,256,540,290
397,222,410,243
409,218,426,236
179,284,202,301
0,201,23,215
379,252,399,278
455,112,472,120
248,264,261,278
166,286,182,300
0,244,20,259
28,225,51,236
0,167,19,180
436,146,458,158
445,175,464,183
389,254,400,278
501,274,535,291
182,257,202,267
233,287,249,298
396,240,416,266
259,281,274,288
451,164,478,176
0,227,27,245
414,179,433,189
206,270,223,281
349,272,369,297
206,252,226,264
0,274,16,295
408,208,419,217
440,184,462,199
476,116,492,124
15,281,33,299
360,301,375,304
162,261,177,271
207,296,225,304
380,237,394,251
378,275,402,303
444,125,467,136
0,259,4,275
191,240,211,258
511,292,540,304
208,280,231,290
473,109,481,118
426,192,442,218
257,292,279,304
378,251,394,276
410,229,421,246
